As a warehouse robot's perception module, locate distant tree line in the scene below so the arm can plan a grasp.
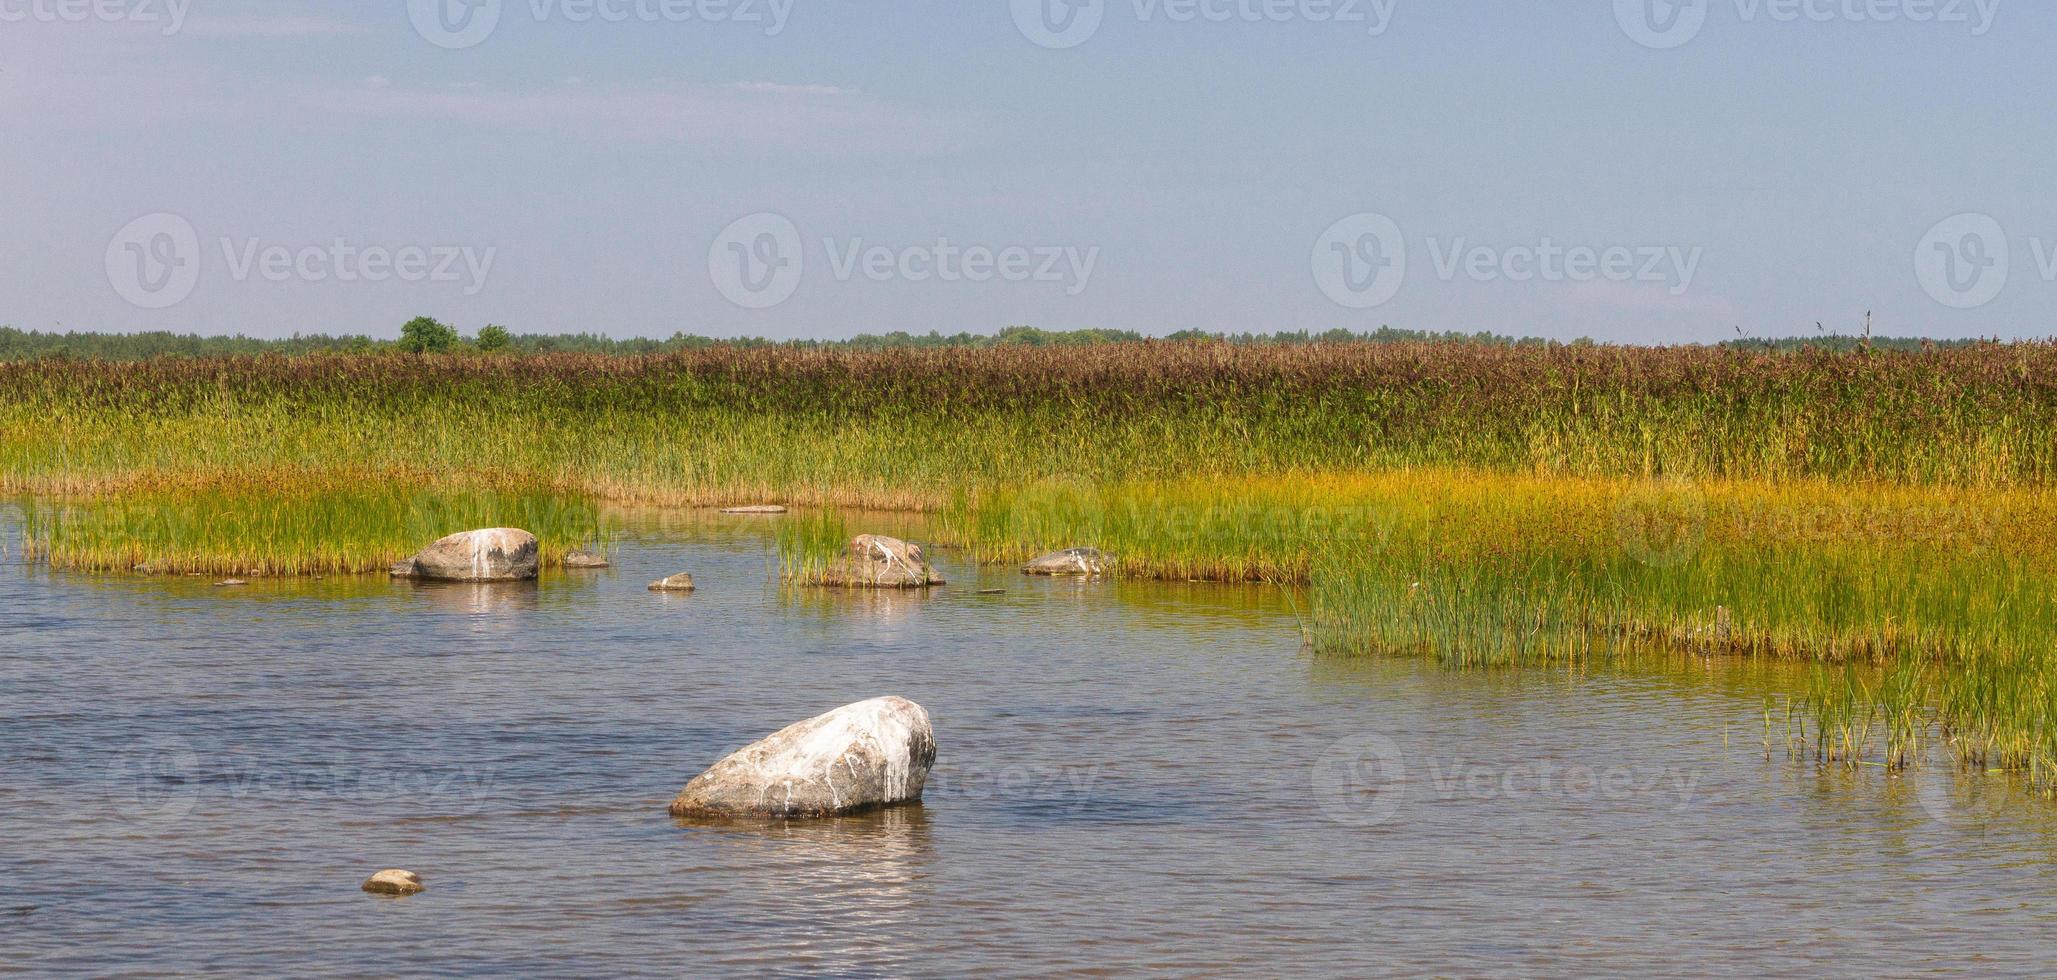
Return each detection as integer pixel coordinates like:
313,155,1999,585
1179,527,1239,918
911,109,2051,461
0,319,2007,361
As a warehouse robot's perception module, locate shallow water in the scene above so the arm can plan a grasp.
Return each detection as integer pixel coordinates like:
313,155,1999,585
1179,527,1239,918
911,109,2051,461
5,507,2057,976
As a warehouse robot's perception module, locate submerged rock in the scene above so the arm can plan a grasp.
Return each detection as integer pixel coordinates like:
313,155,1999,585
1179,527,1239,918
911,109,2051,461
649,573,697,592
720,505,789,515
669,696,936,819
816,535,944,588
361,869,425,896
1022,548,1113,577
563,548,610,569
212,579,248,588
391,529,538,582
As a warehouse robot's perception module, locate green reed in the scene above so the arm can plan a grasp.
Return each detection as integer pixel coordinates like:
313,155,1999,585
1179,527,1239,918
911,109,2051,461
774,509,850,585
18,485,607,576
9,344,2057,791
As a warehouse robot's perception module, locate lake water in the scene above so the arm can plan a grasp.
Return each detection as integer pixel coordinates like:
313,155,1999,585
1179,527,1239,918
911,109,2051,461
6,507,2057,976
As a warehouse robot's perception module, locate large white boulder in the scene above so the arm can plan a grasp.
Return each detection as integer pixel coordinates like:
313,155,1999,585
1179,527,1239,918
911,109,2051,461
391,528,539,582
669,697,936,818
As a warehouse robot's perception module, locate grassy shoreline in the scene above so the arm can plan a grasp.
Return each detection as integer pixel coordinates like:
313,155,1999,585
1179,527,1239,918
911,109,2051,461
9,343,2057,784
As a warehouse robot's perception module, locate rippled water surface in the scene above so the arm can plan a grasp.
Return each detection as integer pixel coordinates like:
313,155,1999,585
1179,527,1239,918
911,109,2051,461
6,508,2057,976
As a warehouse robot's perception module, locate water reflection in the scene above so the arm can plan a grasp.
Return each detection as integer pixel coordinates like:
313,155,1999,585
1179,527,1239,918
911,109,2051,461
776,583,938,624
13,505,2057,974
403,580,545,617
673,806,935,967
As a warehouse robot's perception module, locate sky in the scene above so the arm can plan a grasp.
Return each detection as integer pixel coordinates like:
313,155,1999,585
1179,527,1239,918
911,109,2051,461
1,0,2050,344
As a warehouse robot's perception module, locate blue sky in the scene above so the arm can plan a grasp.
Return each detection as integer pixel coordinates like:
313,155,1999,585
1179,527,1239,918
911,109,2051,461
2,1,2049,342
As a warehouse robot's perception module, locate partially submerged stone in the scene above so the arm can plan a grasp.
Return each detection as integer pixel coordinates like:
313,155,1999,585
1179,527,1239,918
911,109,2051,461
669,696,936,819
213,579,248,588
817,535,944,588
649,572,697,592
1022,548,1113,577
720,505,789,515
391,529,538,582
563,548,610,569
361,869,425,896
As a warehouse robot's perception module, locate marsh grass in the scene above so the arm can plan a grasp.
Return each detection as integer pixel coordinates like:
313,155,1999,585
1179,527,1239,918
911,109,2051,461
774,509,850,585
10,345,2057,789
18,483,607,576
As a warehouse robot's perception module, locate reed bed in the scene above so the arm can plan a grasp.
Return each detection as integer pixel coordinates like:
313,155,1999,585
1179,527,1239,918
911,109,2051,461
7,344,2057,506
940,470,2057,787
18,482,605,577
9,343,2057,788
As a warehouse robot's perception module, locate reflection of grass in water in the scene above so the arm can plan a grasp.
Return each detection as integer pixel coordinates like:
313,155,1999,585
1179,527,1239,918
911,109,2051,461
19,483,607,577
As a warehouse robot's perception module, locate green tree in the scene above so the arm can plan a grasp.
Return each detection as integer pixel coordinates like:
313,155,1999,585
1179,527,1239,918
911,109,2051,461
475,324,511,351
398,316,458,354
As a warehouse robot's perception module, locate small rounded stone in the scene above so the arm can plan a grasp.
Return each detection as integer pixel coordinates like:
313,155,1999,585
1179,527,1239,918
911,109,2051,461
649,573,697,592
361,869,425,896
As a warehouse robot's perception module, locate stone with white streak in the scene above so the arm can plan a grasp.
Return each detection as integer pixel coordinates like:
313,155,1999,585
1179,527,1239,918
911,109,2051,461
816,534,944,588
649,572,697,592
1022,548,1113,577
391,529,539,582
668,697,937,819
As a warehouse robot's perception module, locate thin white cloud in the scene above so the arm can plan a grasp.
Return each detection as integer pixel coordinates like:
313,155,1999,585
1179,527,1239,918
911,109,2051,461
180,14,365,37
303,78,958,154
727,82,853,98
